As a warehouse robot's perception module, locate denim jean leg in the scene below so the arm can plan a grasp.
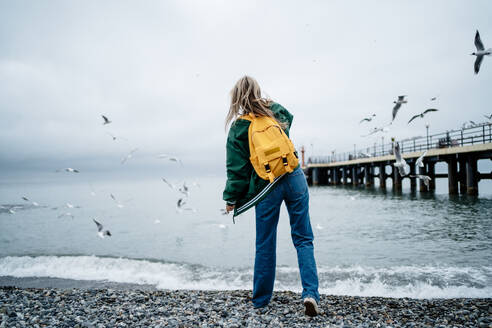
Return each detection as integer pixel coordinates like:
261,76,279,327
253,185,283,308
284,169,320,302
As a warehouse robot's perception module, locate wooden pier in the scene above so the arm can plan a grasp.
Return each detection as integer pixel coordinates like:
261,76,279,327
305,123,492,195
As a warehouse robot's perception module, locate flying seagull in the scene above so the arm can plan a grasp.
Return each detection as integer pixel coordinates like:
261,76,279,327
362,125,390,137
101,115,112,125
106,132,127,141
410,174,431,187
110,194,124,208
121,148,138,164
177,198,186,209
161,177,176,190
58,212,74,219
56,168,80,173
393,141,408,177
471,30,491,74
359,114,376,124
21,196,38,206
392,95,407,121
415,150,427,168
484,114,492,120
430,97,437,101
93,219,111,238
179,182,189,197
408,109,439,124
157,154,183,165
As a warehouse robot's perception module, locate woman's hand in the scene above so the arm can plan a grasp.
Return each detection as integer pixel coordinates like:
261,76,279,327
226,204,235,213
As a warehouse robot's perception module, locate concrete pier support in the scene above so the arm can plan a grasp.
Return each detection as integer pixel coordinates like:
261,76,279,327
466,156,478,196
448,157,458,195
419,165,428,192
364,165,374,187
342,168,348,185
312,168,319,186
427,162,436,191
324,168,331,185
379,163,386,189
330,168,335,185
393,166,402,192
334,167,340,185
409,162,417,192
458,158,466,195
352,166,358,186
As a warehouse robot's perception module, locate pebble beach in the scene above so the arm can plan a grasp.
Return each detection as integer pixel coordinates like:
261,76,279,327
1,287,490,328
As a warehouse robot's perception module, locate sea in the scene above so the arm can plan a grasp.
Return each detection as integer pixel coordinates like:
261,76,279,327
0,169,491,299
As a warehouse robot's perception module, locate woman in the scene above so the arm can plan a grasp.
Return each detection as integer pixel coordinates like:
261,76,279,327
223,76,320,316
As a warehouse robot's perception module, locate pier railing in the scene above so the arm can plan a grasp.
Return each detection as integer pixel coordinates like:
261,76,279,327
308,122,492,164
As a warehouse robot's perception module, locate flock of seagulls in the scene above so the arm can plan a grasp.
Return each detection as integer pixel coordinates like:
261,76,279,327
0,113,205,239
355,30,491,188
359,94,438,137
359,30,490,139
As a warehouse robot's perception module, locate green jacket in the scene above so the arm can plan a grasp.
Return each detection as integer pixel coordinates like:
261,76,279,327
223,103,295,218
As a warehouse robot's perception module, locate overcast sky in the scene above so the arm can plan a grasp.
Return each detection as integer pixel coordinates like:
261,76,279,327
1,0,491,175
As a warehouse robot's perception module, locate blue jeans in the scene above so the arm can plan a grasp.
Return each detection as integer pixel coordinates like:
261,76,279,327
252,166,319,307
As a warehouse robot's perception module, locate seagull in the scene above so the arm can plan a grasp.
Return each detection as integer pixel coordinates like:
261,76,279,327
392,95,407,121
121,148,138,164
157,154,183,165
315,223,324,230
110,194,124,208
161,177,176,190
106,132,127,141
471,30,491,74
176,198,196,213
362,125,390,137
469,120,477,127
58,212,74,219
430,97,437,101
22,196,39,206
93,219,111,238
359,114,376,124
177,198,186,209
408,109,438,124
415,150,427,168
1,205,16,214
179,182,189,197
393,141,408,177
101,115,112,125
56,168,80,173
409,174,431,187
484,114,492,120
66,202,74,209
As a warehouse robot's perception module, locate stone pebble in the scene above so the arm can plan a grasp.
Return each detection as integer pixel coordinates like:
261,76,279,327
0,287,491,327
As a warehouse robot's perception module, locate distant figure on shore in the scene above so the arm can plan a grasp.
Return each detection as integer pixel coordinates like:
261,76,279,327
223,76,320,316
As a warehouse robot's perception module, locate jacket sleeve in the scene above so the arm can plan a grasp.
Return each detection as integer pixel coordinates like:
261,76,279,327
223,123,251,204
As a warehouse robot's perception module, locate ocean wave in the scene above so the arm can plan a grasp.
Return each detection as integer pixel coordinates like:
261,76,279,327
0,255,490,299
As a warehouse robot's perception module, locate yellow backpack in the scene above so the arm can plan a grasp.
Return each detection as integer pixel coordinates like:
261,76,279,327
240,113,299,183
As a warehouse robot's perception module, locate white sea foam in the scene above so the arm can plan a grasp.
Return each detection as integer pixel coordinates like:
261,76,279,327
1,256,490,299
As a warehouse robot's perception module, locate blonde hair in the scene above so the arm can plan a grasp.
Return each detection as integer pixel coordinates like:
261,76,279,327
225,76,284,129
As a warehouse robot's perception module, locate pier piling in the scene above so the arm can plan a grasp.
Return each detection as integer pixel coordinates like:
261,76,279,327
379,163,386,189
447,156,458,195
466,156,478,196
